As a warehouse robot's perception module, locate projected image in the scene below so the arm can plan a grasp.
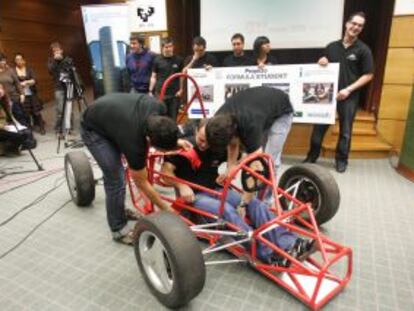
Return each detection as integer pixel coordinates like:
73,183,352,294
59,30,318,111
262,83,290,95
191,85,214,103
302,83,334,104
224,83,250,100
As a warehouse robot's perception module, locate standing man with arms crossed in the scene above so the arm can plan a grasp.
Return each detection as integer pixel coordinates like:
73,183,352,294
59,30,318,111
304,12,374,173
149,37,183,120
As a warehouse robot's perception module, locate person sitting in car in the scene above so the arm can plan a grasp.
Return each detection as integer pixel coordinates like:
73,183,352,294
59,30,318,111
161,119,315,266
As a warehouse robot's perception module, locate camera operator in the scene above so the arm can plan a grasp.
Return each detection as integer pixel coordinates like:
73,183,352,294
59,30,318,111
47,42,76,135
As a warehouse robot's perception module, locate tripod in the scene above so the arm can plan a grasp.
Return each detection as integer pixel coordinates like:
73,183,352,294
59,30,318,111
0,101,43,177
56,67,88,153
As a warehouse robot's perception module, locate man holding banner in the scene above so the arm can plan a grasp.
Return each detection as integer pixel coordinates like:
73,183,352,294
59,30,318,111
304,12,374,173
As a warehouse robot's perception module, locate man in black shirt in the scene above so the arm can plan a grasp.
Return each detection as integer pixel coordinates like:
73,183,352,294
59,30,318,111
304,12,374,173
182,36,218,71
81,93,190,244
47,42,76,133
149,37,183,120
222,33,252,67
205,86,294,182
180,36,219,103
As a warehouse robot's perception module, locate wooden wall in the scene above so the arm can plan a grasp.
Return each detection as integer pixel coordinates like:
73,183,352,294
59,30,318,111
0,0,91,102
377,15,414,151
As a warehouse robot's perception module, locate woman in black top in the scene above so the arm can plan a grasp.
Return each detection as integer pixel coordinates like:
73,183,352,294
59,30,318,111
252,36,277,67
0,53,28,126
13,53,45,134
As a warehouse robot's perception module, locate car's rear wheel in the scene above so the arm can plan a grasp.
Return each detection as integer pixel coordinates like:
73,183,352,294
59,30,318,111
279,164,340,225
64,151,95,207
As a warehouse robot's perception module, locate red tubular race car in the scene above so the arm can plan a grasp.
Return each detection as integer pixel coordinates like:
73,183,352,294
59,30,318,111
64,74,352,310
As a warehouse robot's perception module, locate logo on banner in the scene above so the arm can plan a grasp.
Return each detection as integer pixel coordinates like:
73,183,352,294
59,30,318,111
137,6,155,22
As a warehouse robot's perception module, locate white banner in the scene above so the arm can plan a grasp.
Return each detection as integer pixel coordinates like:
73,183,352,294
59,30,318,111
187,64,340,124
128,0,167,32
394,0,414,15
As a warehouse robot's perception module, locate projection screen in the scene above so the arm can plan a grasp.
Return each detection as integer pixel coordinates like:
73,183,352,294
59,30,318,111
200,0,345,51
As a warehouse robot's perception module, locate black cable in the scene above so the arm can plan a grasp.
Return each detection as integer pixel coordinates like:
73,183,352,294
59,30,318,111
0,177,66,227
0,169,63,196
1,155,64,164
0,199,71,260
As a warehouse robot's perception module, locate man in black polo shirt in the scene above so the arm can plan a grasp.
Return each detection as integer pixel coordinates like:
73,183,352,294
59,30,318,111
222,33,252,67
81,93,190,244
179,36,219,103
304,12,374,173
149,37,183,121
205,86,294,182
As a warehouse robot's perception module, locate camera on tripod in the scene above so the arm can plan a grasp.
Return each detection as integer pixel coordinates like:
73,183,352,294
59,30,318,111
59,59,84,99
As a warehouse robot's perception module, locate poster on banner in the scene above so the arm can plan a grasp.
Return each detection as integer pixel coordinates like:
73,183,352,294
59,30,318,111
128,0,167,32
187,64,339,124
81,4,129,97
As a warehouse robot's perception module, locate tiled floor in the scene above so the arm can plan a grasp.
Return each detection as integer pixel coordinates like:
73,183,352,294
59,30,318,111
1,132,414,311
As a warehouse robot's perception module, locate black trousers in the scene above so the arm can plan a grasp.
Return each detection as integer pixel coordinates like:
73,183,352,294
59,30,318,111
11,101,30,127
164,96,180,122
307,95,359,164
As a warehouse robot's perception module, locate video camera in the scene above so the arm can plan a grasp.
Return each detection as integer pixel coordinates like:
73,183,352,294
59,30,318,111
58,58,84,99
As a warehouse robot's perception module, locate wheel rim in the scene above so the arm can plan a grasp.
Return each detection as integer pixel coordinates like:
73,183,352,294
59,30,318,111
139,231,173,294
283,175,322,215
66,163,78,202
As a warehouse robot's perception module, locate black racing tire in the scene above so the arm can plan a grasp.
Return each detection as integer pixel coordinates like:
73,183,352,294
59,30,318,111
64,151,95,207
134,212,206,309
278,164,340,225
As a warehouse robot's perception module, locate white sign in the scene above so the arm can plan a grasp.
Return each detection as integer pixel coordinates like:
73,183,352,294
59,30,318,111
128,0,167,32
149,35,161,53
187,64,340,124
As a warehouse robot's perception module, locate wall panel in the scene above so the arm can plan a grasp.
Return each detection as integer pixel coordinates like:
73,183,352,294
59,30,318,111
389,16,414,47
383,48,414,85
378,85,412,120
0,1,91,102
377,119,406,150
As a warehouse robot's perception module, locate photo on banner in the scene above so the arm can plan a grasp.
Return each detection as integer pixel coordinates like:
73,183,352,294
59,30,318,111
81,4,130,97
302,83,334,104
224,84,250,100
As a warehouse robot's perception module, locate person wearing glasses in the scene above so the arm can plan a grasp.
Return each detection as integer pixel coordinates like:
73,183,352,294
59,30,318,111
304,12,374,173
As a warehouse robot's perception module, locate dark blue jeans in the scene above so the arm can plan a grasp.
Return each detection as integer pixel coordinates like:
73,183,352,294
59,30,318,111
194,189,298,261
81,124,127,232
307,95,359,164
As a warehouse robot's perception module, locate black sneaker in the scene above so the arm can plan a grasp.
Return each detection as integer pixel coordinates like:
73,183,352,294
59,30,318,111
303,156,317,163
291,238,317,261
335,161,347,173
